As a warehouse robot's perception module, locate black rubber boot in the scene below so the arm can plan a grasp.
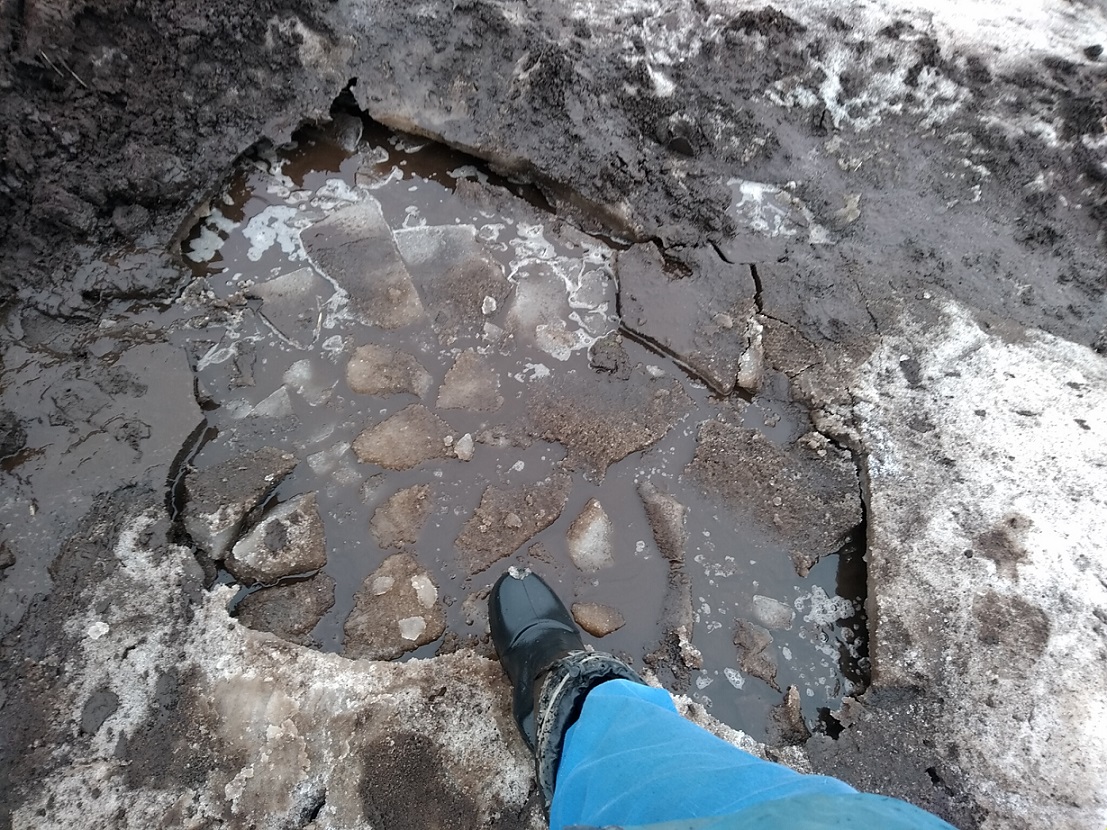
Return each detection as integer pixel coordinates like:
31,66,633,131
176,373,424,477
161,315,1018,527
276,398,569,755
489,567,584,749
489,567,645,805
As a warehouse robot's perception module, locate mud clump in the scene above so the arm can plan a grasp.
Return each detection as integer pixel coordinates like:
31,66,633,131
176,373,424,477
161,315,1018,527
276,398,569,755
734,619,780,691
769,686,812,746
527,372,690,477
183,448,299,560
572,602,626,637
588,332,632,380
236,574,337,646
637,481,688,563
344,553,446,660
370,484,434,549
224,493,327,585
686,423,861,575
353,404,454,470
455,474,573,574
436,349,503,412
345,344,433,398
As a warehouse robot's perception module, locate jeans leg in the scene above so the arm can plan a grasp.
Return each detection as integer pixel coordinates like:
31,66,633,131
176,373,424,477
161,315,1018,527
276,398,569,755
548,679,856,830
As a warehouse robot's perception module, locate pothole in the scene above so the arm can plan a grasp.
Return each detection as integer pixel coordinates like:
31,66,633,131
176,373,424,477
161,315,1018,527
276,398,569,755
174,108,869,742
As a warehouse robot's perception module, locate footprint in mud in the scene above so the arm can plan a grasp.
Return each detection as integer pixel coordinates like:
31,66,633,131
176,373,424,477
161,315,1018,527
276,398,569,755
176,116,868,742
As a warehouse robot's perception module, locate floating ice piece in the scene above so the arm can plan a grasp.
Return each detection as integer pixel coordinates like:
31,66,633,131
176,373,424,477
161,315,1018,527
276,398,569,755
567,499,615,572
750,595,795,631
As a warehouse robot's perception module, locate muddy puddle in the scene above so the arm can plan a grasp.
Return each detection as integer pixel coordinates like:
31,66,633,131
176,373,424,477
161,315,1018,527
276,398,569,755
0,116,867,742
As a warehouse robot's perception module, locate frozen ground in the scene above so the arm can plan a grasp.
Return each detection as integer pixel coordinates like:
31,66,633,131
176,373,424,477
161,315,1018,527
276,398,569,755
1,0,1105,828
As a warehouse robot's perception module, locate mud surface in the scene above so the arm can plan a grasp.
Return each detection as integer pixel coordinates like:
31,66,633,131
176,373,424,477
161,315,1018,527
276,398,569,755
2,0,1106,828
170,125,869,734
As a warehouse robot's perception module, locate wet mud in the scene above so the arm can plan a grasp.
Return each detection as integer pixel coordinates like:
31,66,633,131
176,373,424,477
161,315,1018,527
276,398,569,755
165,119,867,738
3,2,1106,827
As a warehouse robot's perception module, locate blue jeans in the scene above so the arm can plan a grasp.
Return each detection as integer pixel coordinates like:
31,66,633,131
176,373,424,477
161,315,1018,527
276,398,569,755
549,680,956,830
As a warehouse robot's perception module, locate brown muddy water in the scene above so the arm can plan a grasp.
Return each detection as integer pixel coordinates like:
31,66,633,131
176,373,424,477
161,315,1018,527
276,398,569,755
1,117,867,743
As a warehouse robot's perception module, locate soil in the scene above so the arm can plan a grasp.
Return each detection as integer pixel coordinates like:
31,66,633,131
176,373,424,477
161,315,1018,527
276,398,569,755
2,1,1105,828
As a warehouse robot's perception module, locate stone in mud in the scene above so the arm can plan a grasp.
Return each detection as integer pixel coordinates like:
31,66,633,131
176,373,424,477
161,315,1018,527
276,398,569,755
686,422,861,576
589,332,631,380
734,619,780,691
527,369,690,477
344,553,446,660
637,481,687,563
248,267,332,347
751,595,795,631
325,112,364,152
566,499,614,572
436,349,503,412
236,573,336,646
352,404,453,471
224,493,327,585
617,243,759,395
345,343,433,398
183,447,298,560
769,685,811,746
301,198,424,329
453,433,475,461
370,484,433,549
645,564,699,690
571,602,625,637
394,225,512,342
641,486,699,689
455,474,573,574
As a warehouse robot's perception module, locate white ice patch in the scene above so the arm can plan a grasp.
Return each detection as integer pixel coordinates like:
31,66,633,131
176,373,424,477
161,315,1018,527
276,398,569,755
448,165,489,184
411,575,438,609
186,224,225,263
505,224,616,360
723,668,745,690
243,205,312,263
797,585,856,625
207,208,237,234
249,386,294,419
310,178,362,212
86,621,110,640
283,359,335,406
513,363,551,382
398,616,427,641
196,340,239,371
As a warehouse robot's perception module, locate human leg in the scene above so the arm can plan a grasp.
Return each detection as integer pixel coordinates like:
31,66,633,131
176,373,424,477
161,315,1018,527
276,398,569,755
549,679,855,830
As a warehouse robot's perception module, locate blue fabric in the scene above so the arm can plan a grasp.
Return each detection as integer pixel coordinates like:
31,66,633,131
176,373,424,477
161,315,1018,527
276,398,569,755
549,680,956,830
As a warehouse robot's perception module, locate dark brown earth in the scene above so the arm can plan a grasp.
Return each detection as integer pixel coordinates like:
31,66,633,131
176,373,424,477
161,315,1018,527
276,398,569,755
1,1,1105,828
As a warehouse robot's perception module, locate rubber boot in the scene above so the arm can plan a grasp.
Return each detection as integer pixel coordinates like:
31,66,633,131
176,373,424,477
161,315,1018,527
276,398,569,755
489,567,645,805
